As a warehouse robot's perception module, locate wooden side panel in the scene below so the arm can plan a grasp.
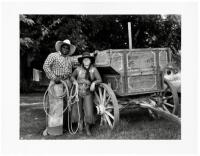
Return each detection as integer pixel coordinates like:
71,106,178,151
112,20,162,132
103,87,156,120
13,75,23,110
127,74,159,93
88,48,170,96
95,50,111,66
110,51,124,74
103,74,123,95
159,49,169,70
125,49,164,94
95,49,124,74
127,50,156,72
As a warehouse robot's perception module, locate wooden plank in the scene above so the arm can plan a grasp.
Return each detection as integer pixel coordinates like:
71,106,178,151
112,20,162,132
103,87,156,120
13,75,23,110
127,70,156,76
110,51,124,73
106,48,169,52
127,51,156,71
95,50,111,66
155,50,161,90
140,102,181,125
127,74,158,93
103,74,121,92
159,49,169,69
123,50,128,94
103,74,162,96
94,48,170,70
116,90,162,96
168,48,172,63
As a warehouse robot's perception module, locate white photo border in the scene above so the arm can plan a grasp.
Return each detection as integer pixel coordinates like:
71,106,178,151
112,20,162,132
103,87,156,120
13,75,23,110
1,1,199,155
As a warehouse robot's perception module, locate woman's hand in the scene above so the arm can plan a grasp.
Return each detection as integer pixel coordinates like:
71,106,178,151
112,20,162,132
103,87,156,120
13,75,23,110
73,80,78,86
90,82,96,91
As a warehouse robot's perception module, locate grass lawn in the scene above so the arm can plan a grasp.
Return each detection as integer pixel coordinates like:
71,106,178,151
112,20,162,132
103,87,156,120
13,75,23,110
20,94,181,140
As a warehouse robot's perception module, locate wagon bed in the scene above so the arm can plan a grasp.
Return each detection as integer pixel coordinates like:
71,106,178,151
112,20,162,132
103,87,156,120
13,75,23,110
71,48,180,129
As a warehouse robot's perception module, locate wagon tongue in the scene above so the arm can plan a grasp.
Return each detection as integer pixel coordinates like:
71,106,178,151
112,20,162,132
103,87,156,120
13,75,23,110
139,100,181,126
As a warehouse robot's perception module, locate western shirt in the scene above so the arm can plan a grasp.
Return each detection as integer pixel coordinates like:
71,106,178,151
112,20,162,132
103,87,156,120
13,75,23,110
43,52,74,80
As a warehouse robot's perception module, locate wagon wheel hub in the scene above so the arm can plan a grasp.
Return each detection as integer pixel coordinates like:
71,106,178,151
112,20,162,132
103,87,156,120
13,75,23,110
96,104,106,115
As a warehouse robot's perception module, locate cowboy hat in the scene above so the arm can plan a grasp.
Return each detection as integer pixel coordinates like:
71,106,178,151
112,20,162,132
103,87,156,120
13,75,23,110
55,39,76,55
78,52,95,64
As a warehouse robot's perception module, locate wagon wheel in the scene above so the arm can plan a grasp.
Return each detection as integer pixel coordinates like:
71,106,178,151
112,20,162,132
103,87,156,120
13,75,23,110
94,83,119,129
162,79,179,115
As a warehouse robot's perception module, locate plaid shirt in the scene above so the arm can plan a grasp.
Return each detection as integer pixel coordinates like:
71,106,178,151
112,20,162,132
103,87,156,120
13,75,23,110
43,52,74,80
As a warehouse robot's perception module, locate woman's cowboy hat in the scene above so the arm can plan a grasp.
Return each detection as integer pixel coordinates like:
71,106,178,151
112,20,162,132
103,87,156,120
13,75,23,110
55,39,76,55
78,52,95,64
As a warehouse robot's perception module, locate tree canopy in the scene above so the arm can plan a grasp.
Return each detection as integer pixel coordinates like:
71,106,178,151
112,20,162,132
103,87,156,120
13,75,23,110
20,14,181,92
20,15,181,62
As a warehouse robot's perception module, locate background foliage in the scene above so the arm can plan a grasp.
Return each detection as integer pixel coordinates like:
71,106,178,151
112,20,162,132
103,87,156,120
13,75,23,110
20,15,181,92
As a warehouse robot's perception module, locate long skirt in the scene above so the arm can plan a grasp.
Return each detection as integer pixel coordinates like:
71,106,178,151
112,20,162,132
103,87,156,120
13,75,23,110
71,93,95,124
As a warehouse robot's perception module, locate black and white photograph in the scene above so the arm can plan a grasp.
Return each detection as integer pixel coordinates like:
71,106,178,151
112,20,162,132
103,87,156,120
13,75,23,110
19,14,181,139
1,1,199,155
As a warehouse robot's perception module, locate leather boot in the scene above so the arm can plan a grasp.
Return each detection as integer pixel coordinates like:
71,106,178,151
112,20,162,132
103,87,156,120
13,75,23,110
85,123,91,136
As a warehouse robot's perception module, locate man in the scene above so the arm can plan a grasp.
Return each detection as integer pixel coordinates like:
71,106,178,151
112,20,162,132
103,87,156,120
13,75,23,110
43,39,76,84
43,39,76,135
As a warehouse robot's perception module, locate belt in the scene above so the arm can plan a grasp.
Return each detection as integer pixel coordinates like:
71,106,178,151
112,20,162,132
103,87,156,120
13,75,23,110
53,76,70,84
57,75,70,80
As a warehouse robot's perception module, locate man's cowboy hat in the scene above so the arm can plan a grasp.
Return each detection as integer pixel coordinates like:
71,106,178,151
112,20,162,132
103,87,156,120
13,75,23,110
55,39,76,55
78,52,95,64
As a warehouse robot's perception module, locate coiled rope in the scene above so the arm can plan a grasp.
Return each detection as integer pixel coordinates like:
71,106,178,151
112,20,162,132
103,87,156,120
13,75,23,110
67,83,80,135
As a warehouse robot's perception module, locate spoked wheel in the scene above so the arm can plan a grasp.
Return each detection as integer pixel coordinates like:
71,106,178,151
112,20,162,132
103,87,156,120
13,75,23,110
162,79,179,115
94,83,119,129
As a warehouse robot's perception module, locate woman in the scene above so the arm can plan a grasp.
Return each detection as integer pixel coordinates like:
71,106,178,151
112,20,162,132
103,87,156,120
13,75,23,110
71,52,102,136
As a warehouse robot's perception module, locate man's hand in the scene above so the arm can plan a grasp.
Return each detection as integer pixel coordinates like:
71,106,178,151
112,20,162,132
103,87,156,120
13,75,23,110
54,77,61,84
90,82,96,92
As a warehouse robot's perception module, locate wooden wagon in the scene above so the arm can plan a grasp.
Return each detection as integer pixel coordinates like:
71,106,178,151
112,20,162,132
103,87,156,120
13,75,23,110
81,47,181,129
70,22,181,130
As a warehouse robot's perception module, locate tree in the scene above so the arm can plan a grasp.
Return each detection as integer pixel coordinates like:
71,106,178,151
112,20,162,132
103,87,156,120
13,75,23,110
20,14,181,92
